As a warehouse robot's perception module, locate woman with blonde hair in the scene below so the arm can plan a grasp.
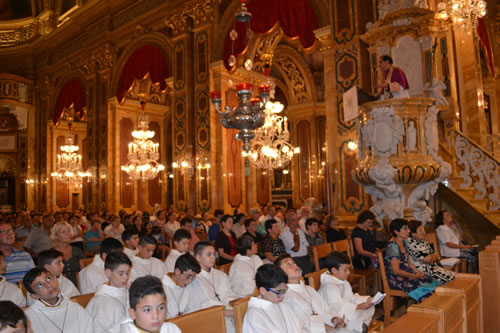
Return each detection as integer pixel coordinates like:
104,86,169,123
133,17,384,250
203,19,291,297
51,221,84,285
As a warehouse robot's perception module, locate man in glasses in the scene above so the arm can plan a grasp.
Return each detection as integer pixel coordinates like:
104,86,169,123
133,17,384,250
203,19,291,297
243,264,307,333
162,253,205,319
0,223,34,283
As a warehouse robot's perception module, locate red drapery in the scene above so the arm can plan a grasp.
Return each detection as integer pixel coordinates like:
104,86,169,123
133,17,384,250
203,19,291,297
477,18,495,77
117,45,169,103
223,0,318,69
54,79,86,124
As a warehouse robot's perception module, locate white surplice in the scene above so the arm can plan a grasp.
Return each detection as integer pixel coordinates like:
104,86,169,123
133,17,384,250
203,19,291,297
284,281,346,333
228,254,263,297
129,256,166,284
86,284,129,333
161,273,204,319
318,272,374,333
80,255,107,294
0,275,26,307
164,249,184,273
243,296,308,333
191,268,238,333
123,247,138,260
25,295,94,333
119,318,181,333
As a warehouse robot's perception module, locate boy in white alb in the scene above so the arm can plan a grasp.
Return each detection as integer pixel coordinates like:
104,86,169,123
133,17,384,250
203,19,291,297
229,235,263,297
80,238,124,294
120,275,181,333
23,267,93,333
243,264,308,333
164,229,191,273
318,252,375,333
129,235,166,284
191,241,237,333
0,251,25,307
276,254,345,333
0,300,29,333
122,230,139,260
38,249,80,299
86,251,131,333
161,253,204,318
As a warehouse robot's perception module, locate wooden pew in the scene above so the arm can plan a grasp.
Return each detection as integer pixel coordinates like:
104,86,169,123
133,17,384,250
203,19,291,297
167,305,226,333
71,293,94,308
435,273,482,333
230,296,250,333
217,262,232,275
479,248,500,333
312,243,333,272
408,293,465,333
378,312,441,333
426,232,466,273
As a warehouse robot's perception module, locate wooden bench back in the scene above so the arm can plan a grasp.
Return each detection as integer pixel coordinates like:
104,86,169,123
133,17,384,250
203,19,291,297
230,297,251,333
312,243,333,271
168,305,226,333
304,268,328,291
71,293,94,308
217,263,232,275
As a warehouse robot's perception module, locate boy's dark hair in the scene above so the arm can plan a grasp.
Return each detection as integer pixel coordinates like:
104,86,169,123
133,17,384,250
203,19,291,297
129,276,165,310
174,253,201,274
194,240,213,256
173,228,192,243
380,55,393,64
214,209,224,218
274,253,292,268
236,235,254,256
305,218,319,229
265,219,278,232
389,218,408,237
324,251,350,271
37,249,63,268
244,217,256,228
139,234,158,247
180,217,192,227
0,301,27,331
100,237,124,255
122,229,139,243
255,264,288,289
23,267,50,294
357,210,375,224
105,251,132,271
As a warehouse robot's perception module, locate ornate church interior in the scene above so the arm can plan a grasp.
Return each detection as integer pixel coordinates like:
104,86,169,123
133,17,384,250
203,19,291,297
0,0,499,331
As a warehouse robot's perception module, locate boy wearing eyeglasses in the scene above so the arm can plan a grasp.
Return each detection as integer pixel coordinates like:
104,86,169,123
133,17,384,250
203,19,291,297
161,253,204,319
23,267,93,333
243,264,308,333
0,300,29,333
276,254,345,332
86,251,131,333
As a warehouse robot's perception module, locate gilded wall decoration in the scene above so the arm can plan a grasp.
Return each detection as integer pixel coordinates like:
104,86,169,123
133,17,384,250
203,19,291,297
196,32,208,83
332,0,356,44
119,117,134,209
297,120,312,201
339,140,365,213
174,41,185,90
174,98,186,153
275,55,309,103
164,0,214,36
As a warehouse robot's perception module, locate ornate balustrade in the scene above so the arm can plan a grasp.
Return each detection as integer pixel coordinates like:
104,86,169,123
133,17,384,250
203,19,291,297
449,129,500,211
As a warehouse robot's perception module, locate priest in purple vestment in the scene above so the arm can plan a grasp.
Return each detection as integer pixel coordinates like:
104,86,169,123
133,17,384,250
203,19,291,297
375,55,410,99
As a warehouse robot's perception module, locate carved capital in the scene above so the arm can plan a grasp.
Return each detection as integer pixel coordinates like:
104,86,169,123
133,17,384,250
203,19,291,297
81,43,115,75
164,0,213,36
314,26,333,52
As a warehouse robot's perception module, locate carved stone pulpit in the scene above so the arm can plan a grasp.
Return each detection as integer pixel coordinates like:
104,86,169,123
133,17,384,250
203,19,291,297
352,98,450,224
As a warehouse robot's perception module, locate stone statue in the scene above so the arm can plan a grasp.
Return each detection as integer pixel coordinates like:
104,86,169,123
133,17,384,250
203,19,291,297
424,79,448,107
407,120,417,151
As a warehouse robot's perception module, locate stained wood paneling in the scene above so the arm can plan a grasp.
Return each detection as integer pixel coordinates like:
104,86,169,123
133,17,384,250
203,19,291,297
148,121,161,206
120,118,134,208
297,120,311,201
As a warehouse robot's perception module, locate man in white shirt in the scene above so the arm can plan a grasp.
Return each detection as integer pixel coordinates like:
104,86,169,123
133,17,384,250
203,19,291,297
280,211,312,274
80,237,123,294
162,253,204,318
129,234,166,283
298,206,312,231
0,251,25,307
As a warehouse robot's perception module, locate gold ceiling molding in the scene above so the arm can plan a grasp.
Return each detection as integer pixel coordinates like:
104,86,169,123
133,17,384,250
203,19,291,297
164,0,214,36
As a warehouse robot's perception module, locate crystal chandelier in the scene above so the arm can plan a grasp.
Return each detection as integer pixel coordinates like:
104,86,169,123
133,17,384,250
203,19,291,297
51,121,91,186
243,100,300,169
121,101,165,181
210,83,269,152
439,1,487,29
